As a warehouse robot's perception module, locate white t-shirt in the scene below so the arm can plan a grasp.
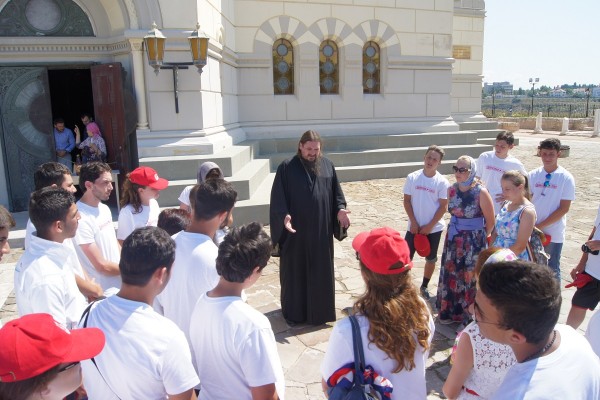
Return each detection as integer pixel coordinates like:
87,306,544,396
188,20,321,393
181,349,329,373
154,231,219,366
492,324,600,400
25,219,85,278
403,169,449,233
321,311,435,400
74,200,121,291
117,199,160,240
190,295,286,400
178,185,194,206
584,205,600,280
476,151,527,214
586,311,600,358
14,234,87,329
529,166,576,243
80,295,199,399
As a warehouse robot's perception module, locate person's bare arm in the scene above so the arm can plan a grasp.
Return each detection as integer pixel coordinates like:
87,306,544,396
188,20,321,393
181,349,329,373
403,194,419,234
420,198,448,235
74,274,103,300
571,226,596,279
179,202,190,212
250,383,278,400
479,188,496,235
536,199,571,230
511,207,535,255
321,378,330,398
79,242,120,276
167,389,195,400
443,332,474,399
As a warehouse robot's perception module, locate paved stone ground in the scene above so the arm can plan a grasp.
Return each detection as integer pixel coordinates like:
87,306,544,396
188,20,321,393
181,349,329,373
1,129,599,399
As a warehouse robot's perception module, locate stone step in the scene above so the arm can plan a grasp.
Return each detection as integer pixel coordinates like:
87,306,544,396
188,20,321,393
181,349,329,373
477,137,520,146
251,131,481,155
231,173,275,226
336,156,482,182
158,158,271,205
472,128,505,140
265,144,492,171
459,120,499,130
139,144,256,180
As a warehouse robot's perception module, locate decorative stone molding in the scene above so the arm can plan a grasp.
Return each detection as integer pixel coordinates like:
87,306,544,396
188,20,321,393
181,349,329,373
123,0,139,29
0,39,132,56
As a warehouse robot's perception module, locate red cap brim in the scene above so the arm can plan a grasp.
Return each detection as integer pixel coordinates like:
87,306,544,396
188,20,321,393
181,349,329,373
61,327,105,363
146,177,169,190
352,231,370,253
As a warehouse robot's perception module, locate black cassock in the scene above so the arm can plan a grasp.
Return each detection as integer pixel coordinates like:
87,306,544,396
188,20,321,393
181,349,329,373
270,155,346,325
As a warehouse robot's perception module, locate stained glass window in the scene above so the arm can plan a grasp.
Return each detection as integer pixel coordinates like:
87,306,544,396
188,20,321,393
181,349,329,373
363,41,380,94
319,40,339,95
273,39,294,95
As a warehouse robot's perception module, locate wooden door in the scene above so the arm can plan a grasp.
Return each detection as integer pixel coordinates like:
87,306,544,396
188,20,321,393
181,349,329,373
0,67,54,211
90,63,131,174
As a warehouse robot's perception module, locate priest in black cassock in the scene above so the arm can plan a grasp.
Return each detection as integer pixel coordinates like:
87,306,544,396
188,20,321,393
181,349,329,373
270,130,351,326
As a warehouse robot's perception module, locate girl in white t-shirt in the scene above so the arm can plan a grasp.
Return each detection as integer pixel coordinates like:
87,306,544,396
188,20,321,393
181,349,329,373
321,227,434,400
443,247,517,399
117,166,169,244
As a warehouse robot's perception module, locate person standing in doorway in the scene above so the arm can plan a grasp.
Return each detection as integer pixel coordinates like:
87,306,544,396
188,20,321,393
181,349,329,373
53,118,75,170
270,130,350,326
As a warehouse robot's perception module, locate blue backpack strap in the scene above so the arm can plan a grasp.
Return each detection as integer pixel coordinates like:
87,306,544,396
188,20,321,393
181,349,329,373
348,315,366,384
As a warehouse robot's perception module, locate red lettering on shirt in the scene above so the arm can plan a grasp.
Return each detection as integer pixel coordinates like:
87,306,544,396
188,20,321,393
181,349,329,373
415,185,436,194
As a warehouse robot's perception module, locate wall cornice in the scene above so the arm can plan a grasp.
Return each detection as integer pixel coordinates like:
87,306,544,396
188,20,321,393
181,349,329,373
0,37,131,57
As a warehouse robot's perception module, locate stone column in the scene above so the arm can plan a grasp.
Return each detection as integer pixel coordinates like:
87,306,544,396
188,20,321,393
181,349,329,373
129,38,149,130
533,112,543,134
560,117,568,136
593,109,600,138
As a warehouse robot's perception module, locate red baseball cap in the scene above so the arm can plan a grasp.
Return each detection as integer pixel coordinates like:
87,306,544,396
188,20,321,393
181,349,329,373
352,227,413,275
129,166,169,190
414,233,430,257
0,314,105,382
565,273,593,289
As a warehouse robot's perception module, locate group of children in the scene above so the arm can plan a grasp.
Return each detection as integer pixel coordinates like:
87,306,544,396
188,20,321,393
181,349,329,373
1,131,600,399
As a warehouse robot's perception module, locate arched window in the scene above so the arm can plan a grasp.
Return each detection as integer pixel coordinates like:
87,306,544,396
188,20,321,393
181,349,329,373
273,39,294,95
319,40,339,95
363,41,380,94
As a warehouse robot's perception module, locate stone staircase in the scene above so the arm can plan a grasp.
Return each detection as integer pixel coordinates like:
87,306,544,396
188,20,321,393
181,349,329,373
138,121,503,226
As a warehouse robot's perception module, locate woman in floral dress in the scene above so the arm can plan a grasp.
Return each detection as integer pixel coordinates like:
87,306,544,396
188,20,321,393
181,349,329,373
436,156,495,324
492,170,536,261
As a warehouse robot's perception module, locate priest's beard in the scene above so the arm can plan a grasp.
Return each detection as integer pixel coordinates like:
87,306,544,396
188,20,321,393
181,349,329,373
300,154,321,176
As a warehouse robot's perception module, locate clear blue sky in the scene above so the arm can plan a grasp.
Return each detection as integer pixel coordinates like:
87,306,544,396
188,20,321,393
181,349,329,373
483,0,600,90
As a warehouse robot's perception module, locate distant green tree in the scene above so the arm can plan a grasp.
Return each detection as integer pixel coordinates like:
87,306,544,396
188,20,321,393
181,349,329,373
517,88,525,95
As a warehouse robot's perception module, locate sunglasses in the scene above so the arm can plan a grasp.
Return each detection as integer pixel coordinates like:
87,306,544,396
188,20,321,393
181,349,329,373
58,362,80,373
452,166,470,173
541,173,552,196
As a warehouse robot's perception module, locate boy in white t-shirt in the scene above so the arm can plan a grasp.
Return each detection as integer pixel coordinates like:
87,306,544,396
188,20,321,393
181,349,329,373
155,179,237,374
475,131,527,215
403,145,450,299
566,204,600,329
80,227,199,399
73,162,121,292
14,187,87,329
529,138,575,281
189,222,285,400
25,162,102,300
477,260,600,400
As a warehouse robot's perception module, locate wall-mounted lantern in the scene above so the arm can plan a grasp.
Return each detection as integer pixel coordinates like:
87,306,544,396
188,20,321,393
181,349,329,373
143,22,209,113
